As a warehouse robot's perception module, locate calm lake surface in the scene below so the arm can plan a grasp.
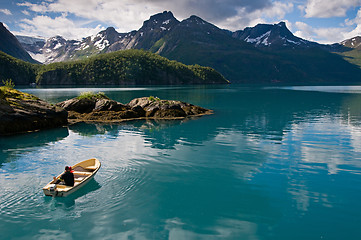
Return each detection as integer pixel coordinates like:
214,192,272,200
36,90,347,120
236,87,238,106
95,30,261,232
1,85,361,239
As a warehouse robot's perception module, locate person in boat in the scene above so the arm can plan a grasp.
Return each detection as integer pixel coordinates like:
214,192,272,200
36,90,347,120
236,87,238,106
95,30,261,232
53,166,74,186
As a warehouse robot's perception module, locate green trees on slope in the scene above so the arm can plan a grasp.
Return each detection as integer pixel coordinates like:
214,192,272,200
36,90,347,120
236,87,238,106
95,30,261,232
0,51,38,85
0,49,228,86
36,50,228,85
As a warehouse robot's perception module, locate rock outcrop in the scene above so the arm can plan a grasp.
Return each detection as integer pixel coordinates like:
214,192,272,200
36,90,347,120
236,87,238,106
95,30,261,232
56,95,212,123
0,87,68,135
0,89,211,135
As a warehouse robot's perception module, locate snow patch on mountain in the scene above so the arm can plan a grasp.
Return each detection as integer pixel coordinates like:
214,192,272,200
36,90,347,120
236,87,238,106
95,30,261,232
28,51,47,63
94,38,109,51
53,42,62,49
245,31,271,45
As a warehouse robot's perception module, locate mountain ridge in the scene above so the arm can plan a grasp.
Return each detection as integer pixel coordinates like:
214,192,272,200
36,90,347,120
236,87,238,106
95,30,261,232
6,11,361,84
16,12,357,63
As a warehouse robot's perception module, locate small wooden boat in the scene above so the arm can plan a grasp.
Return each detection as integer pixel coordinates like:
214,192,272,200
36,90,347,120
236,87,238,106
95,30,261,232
43,158,101,197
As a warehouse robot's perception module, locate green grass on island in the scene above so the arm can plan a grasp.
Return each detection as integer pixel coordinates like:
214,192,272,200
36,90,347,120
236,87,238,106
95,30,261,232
76,91,109,100
0,80,39,101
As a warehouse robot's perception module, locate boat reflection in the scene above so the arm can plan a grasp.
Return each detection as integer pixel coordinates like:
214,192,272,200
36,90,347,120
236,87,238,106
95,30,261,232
43,178,101,208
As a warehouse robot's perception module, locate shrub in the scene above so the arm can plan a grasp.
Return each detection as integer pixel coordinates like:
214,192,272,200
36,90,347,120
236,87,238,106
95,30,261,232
2,79,15,89
149,96,160,102
77,91,109,100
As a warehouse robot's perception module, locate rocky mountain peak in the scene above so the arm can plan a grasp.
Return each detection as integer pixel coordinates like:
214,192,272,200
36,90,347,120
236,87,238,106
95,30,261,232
277,21,286,27
141,11,179,31
104,27,117,35
232,21,309,48
96,27,120,44
130,11,180,50
179,15,220,33
44,35,66,49
341,36,361,49
182,15,209,25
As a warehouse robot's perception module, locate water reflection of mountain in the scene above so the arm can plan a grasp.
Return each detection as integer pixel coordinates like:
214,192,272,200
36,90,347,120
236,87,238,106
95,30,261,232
68,89,361,150
0,127,69,167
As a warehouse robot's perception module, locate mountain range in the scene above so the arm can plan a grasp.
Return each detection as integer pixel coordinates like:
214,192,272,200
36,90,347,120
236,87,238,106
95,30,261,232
3,11,361,84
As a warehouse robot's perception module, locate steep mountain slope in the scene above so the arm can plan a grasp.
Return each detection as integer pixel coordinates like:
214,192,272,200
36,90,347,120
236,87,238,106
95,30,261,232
152,15,361,84
13,11,361,84
232,22,312,48
129,11,180,50
337,37,361,68
231,22,349,52
341,37,361,49
150,15,277,82
0,51,38,84
15,35,45,60
0,23,38,64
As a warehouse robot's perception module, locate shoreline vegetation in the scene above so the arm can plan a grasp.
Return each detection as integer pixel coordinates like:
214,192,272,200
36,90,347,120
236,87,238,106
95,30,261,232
0,49,229,86
0,88,213,135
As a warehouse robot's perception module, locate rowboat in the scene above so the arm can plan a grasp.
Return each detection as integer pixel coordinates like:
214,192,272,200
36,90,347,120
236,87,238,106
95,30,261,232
43,158,101,197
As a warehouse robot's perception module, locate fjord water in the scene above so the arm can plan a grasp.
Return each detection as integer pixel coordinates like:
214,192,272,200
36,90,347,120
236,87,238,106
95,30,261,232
1,85,361,239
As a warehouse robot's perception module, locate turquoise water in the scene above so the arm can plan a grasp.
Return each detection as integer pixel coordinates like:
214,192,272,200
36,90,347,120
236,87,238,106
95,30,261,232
1,85,361,239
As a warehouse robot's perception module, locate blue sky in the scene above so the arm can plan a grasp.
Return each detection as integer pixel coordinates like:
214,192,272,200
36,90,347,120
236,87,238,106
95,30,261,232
1,0,361,43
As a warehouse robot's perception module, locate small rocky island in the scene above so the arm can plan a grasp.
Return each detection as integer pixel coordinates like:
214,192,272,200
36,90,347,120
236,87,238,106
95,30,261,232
0,87,68,135
57,92,212,123
0,89,212,135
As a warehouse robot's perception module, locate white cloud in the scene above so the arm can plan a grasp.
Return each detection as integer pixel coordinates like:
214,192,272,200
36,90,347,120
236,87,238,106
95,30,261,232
15,15,105,39
15,0,360,44
17,0,162,33
22,10,30,16
16,0,292,33
215,1,294,31
17,2,49,13
0,9,12,15
294,19,361,43
294,3,361,43
303,0,361,18
294,21,317,40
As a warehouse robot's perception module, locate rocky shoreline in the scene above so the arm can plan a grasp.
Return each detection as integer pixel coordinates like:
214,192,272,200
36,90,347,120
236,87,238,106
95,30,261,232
57,95,212,124
0,87,68,135
0,89,212,135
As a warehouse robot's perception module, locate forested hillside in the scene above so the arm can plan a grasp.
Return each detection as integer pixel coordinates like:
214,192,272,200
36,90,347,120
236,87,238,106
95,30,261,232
0,51,38,85
0,50,228,85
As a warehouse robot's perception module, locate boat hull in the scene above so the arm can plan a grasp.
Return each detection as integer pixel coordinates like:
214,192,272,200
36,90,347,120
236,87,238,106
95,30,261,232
43,158,101,197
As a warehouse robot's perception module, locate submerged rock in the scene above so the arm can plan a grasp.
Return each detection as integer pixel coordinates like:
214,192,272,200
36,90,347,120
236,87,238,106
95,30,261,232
0,87,68,135
57,95,212,123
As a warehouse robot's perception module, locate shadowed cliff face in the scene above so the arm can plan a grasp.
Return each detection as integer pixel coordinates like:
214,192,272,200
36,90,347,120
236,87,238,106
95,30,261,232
0,87,68,135
0,22,38,64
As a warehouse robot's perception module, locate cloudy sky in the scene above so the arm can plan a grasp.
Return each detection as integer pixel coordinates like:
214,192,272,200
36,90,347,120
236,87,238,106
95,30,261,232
1,0,361,43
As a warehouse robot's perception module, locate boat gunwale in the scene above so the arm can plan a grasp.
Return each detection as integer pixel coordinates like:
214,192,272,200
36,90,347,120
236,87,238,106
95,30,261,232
43,158,100,197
